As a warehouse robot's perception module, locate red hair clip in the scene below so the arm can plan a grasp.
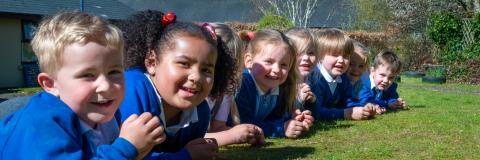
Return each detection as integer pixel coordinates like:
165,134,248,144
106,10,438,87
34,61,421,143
162,11,176,26
197,22,217,40
247,31,255,40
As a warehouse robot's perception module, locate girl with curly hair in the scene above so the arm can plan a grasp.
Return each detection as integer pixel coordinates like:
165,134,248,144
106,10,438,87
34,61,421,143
118,10,231,160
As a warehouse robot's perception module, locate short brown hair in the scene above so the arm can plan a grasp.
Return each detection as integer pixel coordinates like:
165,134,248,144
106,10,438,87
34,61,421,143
32,11,123,75
373,50,402,74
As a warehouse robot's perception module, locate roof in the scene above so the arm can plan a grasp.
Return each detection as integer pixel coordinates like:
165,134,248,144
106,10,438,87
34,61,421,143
0,0,135,20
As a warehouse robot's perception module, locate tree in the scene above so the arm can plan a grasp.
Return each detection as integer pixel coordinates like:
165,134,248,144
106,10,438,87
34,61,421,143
251,0,321,28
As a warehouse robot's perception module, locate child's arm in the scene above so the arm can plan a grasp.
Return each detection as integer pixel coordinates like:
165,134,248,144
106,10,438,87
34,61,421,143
204,124,265,146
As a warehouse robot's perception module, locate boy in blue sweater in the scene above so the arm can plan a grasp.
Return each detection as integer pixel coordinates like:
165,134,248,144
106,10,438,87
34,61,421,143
0,12,165,159
358,50,407,111
308,28,380,121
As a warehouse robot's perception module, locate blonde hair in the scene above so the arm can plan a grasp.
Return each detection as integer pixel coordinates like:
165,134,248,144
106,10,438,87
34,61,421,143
247,29,297,115
285,28,318,58
315,28,354,59
353,40,370,65
32,11,124,75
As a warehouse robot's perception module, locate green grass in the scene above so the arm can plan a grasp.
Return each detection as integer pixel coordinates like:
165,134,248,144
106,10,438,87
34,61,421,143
219,76,480,159
12,87,42,94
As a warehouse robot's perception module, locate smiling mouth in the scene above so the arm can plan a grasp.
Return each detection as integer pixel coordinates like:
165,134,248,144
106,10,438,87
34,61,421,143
91,100,114,108
180,86,199,97
266,75,280,80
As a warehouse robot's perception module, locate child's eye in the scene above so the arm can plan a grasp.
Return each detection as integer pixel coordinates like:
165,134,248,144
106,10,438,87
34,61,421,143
78,73,96,79
263,60,273,64
202,68,214,75
108,69,123,76
307,51,315,56
177,61,190,68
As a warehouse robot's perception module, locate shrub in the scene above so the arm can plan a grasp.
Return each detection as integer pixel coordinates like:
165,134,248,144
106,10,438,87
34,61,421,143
427,13,463,47
256,13,294,31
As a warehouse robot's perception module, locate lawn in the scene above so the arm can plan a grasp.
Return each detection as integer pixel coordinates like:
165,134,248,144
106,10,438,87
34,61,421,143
219,77,480,159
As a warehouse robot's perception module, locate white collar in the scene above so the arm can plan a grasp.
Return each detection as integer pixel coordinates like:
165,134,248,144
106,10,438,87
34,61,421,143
144,73,198,135
319,64,342,83
248,69,280,96
369,74,377,90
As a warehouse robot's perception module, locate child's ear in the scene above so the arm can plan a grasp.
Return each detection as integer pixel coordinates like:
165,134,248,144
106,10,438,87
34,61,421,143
144,50,157,76
244,53,253,69
37,72,59,96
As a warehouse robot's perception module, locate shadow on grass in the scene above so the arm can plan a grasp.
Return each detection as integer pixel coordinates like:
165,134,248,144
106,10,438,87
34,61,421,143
302,121,353,138
219,145,315,160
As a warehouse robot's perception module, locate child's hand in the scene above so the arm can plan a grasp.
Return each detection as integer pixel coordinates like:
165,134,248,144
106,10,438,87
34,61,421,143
293,109,314,131
368,103,386,115
185,138,218,160
388,98,407,110
344,106,374,120
119,112,166,159
227,124,265,146
284,119,304,139
298,83,316,104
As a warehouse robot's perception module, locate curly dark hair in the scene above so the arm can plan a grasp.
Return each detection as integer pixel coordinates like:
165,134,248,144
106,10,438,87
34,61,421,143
119,10,230,98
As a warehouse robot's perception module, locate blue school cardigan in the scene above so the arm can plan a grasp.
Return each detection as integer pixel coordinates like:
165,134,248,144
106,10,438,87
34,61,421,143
0,92,137,159
235,70,290,138
307,67,359,121
119,67,210,160
358,74,399,110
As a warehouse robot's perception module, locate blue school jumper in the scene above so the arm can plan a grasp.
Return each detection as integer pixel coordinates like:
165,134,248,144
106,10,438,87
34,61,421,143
307,65,359,121
358,74,399,110
119,67,210,160
0,92,137,159
235,69,290,138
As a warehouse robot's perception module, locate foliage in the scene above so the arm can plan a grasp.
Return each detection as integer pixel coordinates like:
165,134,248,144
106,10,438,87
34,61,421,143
220,77,480,159
256,13,295,31
425,65,445,77
427,13,463,47
349,0,392,31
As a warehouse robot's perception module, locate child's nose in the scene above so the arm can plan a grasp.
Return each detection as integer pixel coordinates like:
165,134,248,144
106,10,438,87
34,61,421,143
271,64,281,73
96,75,112,93
188,69,201,82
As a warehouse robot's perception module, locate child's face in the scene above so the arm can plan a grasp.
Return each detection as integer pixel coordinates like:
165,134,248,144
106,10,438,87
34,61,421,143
54,42,124,127
297,48,317,77
149,36,216,110
347,50,367,83
371,64,397,91
246,43,292,92
320,52,350,78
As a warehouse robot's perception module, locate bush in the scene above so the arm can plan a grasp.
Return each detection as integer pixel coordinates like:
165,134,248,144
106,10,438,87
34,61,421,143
256,13,294,31
427,13,463,47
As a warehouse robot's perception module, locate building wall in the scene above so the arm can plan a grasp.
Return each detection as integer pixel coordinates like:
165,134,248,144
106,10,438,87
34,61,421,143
0,18,23,88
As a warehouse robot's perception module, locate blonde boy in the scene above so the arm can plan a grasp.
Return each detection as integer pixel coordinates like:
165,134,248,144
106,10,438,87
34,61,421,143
307,28,379,121
0,12,164,159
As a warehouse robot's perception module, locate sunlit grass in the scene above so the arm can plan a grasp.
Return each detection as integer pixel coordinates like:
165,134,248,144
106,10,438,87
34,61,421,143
220,76,480,159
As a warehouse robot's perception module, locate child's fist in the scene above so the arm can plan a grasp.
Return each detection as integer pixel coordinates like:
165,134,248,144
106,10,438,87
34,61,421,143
185,138,218,160
228,124,265,146
284,119,304,139
388,98,407,110
297,83,316,104
345,106,374,120
120,113,165,159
